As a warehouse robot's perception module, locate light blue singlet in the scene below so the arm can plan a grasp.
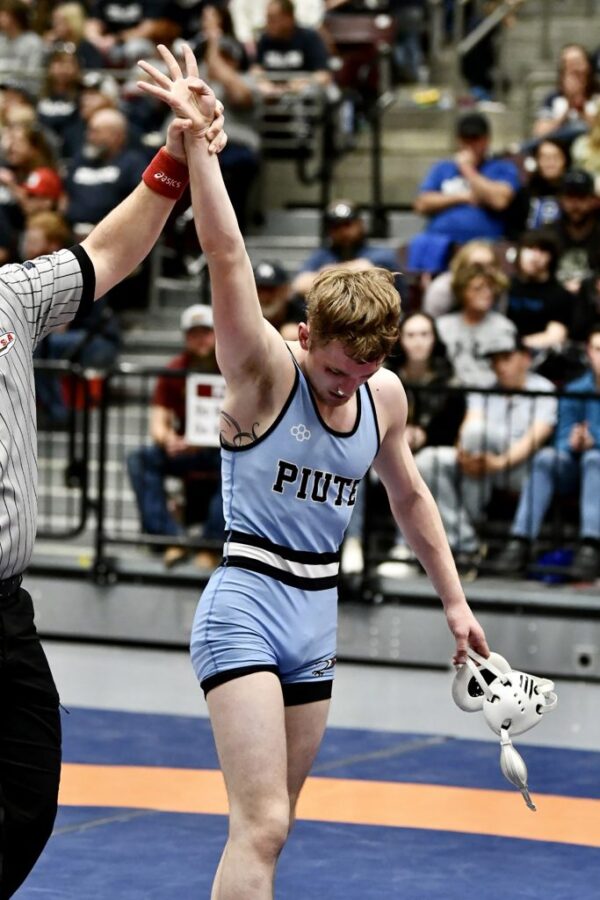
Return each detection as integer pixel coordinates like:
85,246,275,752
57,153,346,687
190,356,380,703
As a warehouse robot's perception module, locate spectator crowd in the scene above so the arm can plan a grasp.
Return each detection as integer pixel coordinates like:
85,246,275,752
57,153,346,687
4,1,600,581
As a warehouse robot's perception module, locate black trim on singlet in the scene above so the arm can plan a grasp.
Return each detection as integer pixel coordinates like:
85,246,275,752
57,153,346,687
302,366,363,439
223,529,341,590
69,244,96,325
201,664,280,696
282,679,333,706
201,665,333,706
228,530,340,565
220,361,299,453
364,381,381,453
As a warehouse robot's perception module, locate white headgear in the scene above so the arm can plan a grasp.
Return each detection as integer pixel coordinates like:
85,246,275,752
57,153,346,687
452,650,557,811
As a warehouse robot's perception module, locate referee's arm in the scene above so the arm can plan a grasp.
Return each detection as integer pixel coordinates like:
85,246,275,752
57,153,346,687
81,180,178,300
80,115,226,300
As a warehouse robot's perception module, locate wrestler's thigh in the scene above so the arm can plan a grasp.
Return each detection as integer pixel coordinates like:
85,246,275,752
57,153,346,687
207,671,289,825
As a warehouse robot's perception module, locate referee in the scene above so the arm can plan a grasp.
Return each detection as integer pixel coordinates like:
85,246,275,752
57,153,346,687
0,100,225,897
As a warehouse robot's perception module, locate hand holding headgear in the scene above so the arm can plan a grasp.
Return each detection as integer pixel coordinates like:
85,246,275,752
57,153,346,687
452,650,557,811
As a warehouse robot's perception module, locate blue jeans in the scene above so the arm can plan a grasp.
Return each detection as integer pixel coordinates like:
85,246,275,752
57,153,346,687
127,444,224,539
34,331,119,423
512,447,600,540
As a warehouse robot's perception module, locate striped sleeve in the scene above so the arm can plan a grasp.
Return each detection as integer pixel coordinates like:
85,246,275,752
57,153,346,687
0,246,96,349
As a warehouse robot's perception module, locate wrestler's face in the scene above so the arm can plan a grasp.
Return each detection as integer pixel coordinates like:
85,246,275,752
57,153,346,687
299,325,383,406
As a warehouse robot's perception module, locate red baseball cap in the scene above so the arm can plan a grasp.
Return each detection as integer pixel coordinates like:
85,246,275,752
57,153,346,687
24,167,63,200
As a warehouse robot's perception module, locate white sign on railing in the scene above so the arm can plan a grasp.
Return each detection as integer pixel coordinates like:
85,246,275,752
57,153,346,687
185,374,227,447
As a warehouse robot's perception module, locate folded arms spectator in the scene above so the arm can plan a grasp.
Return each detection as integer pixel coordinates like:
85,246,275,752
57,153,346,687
414,112,521,246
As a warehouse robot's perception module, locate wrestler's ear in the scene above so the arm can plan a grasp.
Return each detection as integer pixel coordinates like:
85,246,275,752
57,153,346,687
298,322,310,350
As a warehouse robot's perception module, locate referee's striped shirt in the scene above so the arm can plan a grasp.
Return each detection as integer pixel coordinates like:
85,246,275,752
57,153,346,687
0,245,95,580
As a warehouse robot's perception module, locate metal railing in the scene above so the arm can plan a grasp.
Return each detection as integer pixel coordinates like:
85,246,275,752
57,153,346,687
362,382,593,583
427,0,529,97
35,364,599,587
35,362,94,539
253,73,355,218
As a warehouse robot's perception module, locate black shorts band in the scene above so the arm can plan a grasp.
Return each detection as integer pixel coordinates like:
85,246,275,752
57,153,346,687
201,664,279,697
282,679,333,706
201,665,333,706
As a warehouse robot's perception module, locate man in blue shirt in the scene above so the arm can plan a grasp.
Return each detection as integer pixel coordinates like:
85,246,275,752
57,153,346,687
414,112,521,246
493,325,600,581
292,198,401,297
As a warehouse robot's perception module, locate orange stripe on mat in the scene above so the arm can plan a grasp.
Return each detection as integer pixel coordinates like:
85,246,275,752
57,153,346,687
59,764,600,848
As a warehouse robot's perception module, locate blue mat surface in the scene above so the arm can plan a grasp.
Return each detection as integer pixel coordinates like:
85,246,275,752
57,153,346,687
14,707,600,899
63,706,600,796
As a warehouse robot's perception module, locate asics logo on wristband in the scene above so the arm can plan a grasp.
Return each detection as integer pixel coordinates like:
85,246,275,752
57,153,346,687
154,171,183,189
142,148,189,199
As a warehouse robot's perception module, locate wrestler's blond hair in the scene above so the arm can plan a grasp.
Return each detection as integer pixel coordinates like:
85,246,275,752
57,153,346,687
306,267,401,361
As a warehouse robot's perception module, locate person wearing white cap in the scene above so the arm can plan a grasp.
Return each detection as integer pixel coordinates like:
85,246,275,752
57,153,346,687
127,302,224,568
180,302,214,331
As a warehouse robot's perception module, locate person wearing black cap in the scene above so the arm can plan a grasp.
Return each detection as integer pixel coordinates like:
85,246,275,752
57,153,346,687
253,259,304,337
415,332,557,577
292,198,400,297
413,112,521,246
545,168,600,293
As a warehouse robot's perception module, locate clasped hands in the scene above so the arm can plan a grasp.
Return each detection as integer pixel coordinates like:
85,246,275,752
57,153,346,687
569,422,595,453
137,43,228,163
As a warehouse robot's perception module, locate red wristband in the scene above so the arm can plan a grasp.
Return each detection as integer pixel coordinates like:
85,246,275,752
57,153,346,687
142,147,189,200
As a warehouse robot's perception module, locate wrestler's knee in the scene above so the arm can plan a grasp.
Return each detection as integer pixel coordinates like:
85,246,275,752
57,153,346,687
230,796,290,862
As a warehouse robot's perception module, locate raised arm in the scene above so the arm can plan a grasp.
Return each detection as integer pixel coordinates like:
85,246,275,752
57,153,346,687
81,100,226,300
137,44,287,384
372,371,489,665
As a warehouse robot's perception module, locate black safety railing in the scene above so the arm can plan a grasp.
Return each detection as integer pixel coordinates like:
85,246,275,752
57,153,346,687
35,363,600,586
254,73,356,220
362,382,596,584
35,361,94,539
92,365,223,581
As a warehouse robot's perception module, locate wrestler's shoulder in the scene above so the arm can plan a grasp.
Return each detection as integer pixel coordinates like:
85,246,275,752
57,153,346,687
368,368,407,429
369,366,404,396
